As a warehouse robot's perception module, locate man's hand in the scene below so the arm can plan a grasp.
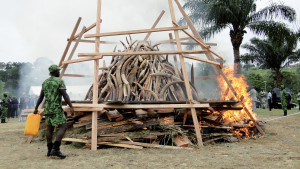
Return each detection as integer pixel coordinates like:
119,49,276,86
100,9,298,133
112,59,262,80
70,107,74,116
33,109,39,114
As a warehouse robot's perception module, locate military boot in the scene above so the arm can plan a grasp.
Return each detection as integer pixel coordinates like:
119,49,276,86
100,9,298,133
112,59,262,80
47,143,53,157
50,141,66,159
284,111,287,116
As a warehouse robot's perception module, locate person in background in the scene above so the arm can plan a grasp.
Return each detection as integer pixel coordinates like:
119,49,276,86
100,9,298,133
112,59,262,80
29,95,35,109
1,93,8,123
268,91,272,111
19,94,27,114
260,90,266,109
297,89,300,111
272,91,277,109
280,85,288,116
249,86,257,113
34,64,74,159
7,96,13,119
12,97,19,118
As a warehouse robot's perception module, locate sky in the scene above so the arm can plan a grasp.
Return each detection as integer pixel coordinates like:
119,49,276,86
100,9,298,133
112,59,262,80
0,0,300,66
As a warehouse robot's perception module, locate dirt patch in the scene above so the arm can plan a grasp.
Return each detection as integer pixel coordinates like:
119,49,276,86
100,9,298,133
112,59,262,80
0,108,299,169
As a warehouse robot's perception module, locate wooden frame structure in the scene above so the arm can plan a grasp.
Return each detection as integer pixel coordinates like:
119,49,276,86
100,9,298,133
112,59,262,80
58,0,264,151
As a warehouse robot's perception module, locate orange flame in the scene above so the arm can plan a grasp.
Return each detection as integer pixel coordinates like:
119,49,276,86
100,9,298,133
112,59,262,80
217,66,257,123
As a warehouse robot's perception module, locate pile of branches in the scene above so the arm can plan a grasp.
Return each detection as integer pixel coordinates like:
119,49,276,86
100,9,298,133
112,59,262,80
85,40,199,102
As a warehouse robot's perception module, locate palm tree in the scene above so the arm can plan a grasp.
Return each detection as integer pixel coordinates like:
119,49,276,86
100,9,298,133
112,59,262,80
181,0,296,74
241,27,300,87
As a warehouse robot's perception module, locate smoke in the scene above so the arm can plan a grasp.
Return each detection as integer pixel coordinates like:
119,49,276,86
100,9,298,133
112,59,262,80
18,57,94,100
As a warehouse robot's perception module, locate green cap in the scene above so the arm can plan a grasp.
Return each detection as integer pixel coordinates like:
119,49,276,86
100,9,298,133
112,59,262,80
281,85,284,88
48,64,61,73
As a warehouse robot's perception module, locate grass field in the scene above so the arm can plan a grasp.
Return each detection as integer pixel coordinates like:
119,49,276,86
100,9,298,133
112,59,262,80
0,108,300,169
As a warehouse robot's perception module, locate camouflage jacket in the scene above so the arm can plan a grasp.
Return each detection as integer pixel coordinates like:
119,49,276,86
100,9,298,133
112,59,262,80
42,76,66,115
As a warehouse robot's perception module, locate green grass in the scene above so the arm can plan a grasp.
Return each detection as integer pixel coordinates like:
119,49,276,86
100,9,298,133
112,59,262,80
1,109,300,169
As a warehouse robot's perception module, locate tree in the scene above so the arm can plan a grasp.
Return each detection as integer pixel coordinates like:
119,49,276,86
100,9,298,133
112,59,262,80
241,27,300,87
181,0,296,74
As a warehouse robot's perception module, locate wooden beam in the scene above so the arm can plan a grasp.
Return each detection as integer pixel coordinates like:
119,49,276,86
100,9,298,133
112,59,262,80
61,50,208,65
91,0,102,151
71,103,210,109
62,138,89,144
59,26,86,78
144,10,165,41
78,50,208,57
173,22,224,61
158,37,217,46
70,22,96,41
119,141,193,150
183,55,221,67
58,17,81,67
62,74,90,77
98,142,143,149
73,39,116,44
168,0,203,147
84,26,188,38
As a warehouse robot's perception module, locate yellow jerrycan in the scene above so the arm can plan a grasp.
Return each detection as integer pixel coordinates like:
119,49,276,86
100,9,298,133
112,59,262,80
24,113,41,137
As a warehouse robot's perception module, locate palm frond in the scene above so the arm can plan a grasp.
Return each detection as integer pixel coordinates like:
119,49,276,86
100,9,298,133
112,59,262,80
249,3,296,22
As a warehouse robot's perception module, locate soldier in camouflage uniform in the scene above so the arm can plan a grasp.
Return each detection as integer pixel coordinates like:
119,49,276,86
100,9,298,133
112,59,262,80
34,64,74,159
1,93,8,123
280,85,288,116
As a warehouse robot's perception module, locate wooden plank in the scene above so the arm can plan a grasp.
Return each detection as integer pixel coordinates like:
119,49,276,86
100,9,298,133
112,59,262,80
168,0,203,147
91,0,102,151
97,120,131,130
61,50,207,65
119,141,193,150
78,50,208,57
74,39,116,44
62,74,90,77
159,37,217,46
183,55,221,67
72,103,210,109
58,17,81,67
73,122,91,128
84,26,188,38
106,110,124,122
173,22,224,60
98,142,143,149
174,135,192,147
70,22,96,41
144,10,165,41
62,138,89,144
60,26,86,78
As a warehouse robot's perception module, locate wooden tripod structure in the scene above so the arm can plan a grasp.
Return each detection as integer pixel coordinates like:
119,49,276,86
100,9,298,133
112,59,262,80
58,0,264,151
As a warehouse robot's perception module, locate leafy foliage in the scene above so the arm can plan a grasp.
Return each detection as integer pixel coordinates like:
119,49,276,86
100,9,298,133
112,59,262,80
241,25,300,87
180,0,296,74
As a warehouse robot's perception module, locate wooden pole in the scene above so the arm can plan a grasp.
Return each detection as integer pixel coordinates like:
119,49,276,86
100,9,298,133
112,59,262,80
144,10,165,41
168,0,203,146
59,26,86,78
91,0,102,151
58,17,81,67
174,0,264,135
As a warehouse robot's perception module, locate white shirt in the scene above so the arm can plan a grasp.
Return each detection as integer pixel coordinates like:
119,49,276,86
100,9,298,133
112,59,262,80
268,92,272,99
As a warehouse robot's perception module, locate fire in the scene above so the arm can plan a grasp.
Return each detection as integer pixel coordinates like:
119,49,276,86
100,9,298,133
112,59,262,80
217,66,257,123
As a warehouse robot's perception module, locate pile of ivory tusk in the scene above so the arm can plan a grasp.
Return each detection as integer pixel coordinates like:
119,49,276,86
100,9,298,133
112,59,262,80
85,40,199,102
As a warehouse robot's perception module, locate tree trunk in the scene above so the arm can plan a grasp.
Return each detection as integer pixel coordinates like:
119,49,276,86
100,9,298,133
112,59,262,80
274,68,282,87
230,29,246,74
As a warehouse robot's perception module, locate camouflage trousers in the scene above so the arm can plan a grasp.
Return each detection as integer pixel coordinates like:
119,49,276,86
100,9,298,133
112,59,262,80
1,107,7,120
281,102,287,112
45,113,66,126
